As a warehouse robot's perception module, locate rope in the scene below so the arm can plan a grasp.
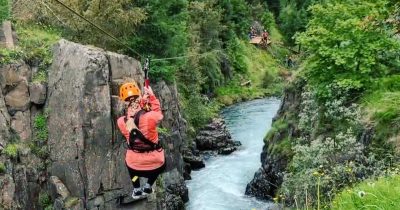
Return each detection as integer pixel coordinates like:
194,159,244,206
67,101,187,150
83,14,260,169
52,0,142,59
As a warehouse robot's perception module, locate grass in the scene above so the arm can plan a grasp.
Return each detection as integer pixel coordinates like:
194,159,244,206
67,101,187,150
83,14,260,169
361,75,400,157
264,118,289,143
215,24,288,105
332,175,400,210
216,40,285,105
30,113,49,159
0,0,10,22
0,23,61,82
34,113,48,142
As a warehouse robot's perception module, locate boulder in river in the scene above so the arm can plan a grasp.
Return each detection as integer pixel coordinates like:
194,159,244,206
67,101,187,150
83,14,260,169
195,117,240,155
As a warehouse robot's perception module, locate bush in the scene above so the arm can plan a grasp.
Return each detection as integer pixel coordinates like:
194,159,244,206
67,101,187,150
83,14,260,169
0,162,5,174
0,48,24,65
44,205,53,210
281,129,385,208
262,70,275,88
39,192,52,208
3,144,19,159
265,118,289,142
227,38,248,73
182,94,220,133
261,11,275,31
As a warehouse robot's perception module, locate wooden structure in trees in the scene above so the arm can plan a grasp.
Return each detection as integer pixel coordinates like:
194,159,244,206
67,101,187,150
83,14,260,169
249,36,271,47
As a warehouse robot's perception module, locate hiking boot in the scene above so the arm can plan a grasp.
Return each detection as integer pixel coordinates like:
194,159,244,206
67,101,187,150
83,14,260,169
132,188,143,199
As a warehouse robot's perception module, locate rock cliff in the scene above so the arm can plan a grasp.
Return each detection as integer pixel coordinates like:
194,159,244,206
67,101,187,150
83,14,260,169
0,39,189,210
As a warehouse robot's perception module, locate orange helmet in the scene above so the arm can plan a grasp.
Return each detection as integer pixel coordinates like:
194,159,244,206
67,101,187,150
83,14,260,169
119,82,141,101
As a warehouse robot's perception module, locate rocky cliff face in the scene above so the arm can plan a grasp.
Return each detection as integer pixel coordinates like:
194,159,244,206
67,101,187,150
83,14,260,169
195,118,240,155
245,80,304,200
0,39,189,210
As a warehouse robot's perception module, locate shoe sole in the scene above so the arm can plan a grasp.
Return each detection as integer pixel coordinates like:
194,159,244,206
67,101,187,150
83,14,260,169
131,194,147,200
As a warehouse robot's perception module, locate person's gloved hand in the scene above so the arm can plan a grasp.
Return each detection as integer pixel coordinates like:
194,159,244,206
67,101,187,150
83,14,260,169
144,86,154,96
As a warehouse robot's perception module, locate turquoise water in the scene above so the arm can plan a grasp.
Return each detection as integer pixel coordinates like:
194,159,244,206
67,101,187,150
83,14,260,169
186,98,281,210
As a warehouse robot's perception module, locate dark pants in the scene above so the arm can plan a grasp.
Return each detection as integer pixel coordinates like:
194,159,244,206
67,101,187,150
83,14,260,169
126,163,166,188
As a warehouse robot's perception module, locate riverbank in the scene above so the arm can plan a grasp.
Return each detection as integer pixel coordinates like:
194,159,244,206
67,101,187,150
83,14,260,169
186,98,281,210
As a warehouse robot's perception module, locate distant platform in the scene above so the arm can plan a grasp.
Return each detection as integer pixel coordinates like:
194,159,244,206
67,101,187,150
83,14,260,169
249,36,271,45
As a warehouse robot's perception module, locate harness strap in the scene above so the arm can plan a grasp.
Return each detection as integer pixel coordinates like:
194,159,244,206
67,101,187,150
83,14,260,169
125,110,162,152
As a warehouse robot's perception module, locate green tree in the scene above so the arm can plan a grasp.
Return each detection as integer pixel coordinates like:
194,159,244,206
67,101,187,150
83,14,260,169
278,0,322,45
296,0,400,102
13,0,147,50
188,1,224,93
128,0,188,82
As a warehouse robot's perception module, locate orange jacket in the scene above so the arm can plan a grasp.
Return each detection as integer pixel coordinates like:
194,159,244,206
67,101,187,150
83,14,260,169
117,94,165,171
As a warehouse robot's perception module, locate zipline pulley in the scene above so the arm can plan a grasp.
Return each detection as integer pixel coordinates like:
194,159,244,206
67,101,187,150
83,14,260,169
143,57,150,88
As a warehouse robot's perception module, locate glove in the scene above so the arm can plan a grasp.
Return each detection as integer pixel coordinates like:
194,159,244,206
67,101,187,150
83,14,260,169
143,86,154,96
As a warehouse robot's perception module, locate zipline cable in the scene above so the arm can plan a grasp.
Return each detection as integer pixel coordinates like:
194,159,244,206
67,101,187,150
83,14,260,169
53,0,227,62
53,0,142,59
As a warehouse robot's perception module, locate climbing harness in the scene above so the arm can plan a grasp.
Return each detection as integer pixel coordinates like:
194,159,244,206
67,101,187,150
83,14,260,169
124,110,163,153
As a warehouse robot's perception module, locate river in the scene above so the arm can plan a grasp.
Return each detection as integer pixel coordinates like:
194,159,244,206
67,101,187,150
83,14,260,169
186,98,281,210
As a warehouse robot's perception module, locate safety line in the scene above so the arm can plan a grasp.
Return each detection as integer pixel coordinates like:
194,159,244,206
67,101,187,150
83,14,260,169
53,0,142,58
52,0,228,62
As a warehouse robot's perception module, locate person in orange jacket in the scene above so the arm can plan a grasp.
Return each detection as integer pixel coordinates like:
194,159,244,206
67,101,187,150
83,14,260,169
117,81,165,199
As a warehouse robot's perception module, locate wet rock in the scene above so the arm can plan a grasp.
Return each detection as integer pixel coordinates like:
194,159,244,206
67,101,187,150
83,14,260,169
181,147,205,170
164,169,189,203
165,193,184,210
218,146,236,155
195,117,239,152
183,163,191,180
245,168,274,200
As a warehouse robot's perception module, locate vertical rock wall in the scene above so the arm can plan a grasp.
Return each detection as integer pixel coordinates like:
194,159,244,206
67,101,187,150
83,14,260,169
0,39,188,210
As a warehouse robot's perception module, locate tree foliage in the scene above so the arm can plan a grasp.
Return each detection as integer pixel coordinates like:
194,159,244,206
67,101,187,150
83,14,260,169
13,0,146,49
296,0,400,102
9,0,272,131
